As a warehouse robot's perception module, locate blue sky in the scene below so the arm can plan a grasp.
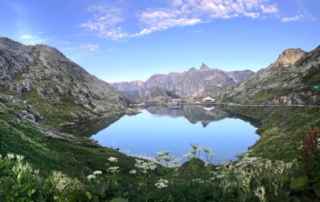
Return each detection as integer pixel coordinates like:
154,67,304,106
0,0,319,82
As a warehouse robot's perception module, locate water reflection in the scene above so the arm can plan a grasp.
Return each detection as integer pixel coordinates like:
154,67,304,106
146,105,229,127
91,105,260,164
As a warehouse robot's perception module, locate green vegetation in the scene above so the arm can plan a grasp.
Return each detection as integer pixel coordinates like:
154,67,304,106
252,88,293,104
0,118,135,178
302,65,320,86
1,90,320,201
22,89,93,128
224,106,320,161
0,148,308,202
0,95,132,178
224,106,320,200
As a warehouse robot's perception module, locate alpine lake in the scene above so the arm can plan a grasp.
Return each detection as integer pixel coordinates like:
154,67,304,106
90,105,260,164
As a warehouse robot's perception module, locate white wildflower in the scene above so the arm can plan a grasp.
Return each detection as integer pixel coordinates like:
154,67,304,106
216,174,225,179
155,178,169,189
7,153,15,160
134,159,157,174
51,171,75,191
87,174,96,181
149,163,157,170
129,169,137,175
16,155,24,161
34,169,40,175
255,186,266,202
93,170,103,175
108,166,120,174
108,157,118,163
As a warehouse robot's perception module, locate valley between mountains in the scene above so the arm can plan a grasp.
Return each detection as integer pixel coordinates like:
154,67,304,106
0,37,320,201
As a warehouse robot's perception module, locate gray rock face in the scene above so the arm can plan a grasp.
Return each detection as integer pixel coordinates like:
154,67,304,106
272,48,306,67
113,64,254,102
221,47,320,105
0,37,125,126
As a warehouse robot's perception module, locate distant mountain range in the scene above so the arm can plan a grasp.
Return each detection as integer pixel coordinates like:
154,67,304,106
114,45,320,106
112,64,254,103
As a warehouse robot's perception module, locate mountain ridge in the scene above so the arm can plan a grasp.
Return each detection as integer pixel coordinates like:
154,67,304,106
113,64,254,103
220,46,320,105
0,37,126,129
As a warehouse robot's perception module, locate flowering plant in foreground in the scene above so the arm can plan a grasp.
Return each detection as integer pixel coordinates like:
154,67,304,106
134,159,157,174
155,178,169,189
0,146,303,202
108,157,118,163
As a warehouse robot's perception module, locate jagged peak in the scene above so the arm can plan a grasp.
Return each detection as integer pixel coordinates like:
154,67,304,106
273,48,306,67
200,63,210,70
189,67,197,71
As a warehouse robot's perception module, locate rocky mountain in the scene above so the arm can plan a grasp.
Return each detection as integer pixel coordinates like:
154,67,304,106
113,64,254,103
220,47,320,105
0,37,126,128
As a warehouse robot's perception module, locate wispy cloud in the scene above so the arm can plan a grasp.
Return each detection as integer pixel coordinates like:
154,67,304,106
167,0,278,18
134,9,202,37
281,14,304,23
81,0,280,40
81,6,128,40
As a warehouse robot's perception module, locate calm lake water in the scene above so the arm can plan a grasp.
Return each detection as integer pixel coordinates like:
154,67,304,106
91,106,260,164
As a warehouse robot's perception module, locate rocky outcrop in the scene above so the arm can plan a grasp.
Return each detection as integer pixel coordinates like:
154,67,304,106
272,48,306,67
113,64,254,103
0,37,126,128
220,47,320,105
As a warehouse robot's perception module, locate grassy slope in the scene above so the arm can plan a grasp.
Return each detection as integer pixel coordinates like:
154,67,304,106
1,93,319,201
224,106,320,161
0,95,133,178
21,89,124,131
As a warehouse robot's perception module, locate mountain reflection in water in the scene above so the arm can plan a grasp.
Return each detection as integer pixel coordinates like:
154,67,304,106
91,105,260,164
